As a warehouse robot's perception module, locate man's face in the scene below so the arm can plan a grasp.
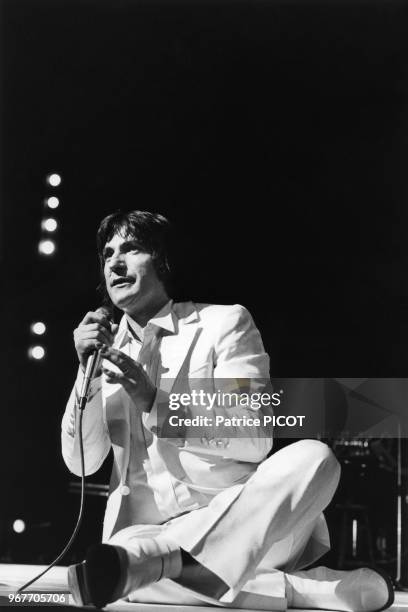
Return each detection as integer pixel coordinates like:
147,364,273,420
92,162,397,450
103,232,165,315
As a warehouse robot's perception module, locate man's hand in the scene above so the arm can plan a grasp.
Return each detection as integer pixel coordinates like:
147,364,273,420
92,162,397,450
100,346,157,413
74,311,118,371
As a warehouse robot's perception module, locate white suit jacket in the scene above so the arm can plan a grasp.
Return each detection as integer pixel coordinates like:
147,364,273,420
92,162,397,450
61,302,273,541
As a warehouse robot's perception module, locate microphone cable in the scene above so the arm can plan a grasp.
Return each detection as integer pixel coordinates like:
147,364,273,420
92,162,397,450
17,397,86,594
17,306,113,593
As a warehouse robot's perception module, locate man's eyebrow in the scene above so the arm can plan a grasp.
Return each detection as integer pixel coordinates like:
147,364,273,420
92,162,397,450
121,238,143,251
122,238,140,247
102,239,142,258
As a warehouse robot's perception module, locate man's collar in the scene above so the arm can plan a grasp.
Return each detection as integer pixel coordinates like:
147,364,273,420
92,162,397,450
146,299,176,333
115,300,176,347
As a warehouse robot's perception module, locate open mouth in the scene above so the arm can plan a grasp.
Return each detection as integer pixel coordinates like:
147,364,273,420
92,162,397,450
111,277,134,287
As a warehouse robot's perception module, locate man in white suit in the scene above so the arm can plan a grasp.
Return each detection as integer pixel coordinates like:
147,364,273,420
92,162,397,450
62,210,393,611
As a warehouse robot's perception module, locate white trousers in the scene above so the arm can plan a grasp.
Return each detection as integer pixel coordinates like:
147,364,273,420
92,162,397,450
108,440,341,610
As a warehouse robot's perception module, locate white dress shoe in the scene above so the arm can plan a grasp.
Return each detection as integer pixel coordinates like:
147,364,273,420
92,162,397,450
285,566,394,612
68,536,182,608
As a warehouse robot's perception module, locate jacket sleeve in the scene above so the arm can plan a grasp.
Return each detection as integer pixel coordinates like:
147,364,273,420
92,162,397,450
61,367,111,476
145,304,274,462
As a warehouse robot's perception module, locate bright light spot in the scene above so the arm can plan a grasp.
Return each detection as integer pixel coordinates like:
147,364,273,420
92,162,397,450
46,173,62,187
28,346,46,360
42,218,58,232
46,197,59,209
352,519,358,557
38,239,56,255
31,322,46,335
13,520,26,534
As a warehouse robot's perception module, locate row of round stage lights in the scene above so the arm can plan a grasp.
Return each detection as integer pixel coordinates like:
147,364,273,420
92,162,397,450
38,172,61,256
28,173,62,360
28,321,47,360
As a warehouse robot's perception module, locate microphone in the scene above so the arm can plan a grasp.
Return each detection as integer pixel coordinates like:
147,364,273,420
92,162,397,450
78,305,113,411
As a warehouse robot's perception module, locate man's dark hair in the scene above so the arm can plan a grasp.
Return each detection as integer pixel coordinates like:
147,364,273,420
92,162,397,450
96,210,173,306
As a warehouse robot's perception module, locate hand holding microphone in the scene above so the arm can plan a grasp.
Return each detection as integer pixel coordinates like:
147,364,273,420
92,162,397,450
74,306,118,410
74,306,118,371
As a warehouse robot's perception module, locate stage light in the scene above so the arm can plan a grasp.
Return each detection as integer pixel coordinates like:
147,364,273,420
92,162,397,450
46,196,59,209
42,218,58,232
28,345,45,360
38,239,56,255
46,173,62,187
352,519,357,557
31,322,46,335
13,520,26,534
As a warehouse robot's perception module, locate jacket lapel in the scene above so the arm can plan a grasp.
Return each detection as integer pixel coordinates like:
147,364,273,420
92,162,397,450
102,323,132,485
159,302,200,394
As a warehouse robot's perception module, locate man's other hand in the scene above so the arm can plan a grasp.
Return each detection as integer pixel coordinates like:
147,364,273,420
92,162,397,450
74,311,118,371
100,346,156,413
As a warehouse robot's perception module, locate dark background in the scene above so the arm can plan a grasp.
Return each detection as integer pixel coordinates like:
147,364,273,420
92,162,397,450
1,0,407,576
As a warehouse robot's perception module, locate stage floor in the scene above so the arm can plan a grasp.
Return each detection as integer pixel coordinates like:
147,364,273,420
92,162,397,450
0,564,407,611
107,592,408,612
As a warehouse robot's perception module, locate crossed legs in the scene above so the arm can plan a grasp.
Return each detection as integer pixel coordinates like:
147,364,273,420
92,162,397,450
68,440,393,610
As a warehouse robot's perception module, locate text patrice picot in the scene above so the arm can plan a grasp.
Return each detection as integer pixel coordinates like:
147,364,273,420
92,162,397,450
166,390,305,428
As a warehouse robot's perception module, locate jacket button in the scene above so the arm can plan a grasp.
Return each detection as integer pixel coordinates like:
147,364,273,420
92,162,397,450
120,485,130,496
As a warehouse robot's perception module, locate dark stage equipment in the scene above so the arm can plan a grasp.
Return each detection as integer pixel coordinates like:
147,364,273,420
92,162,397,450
329,438,401,584
400,440,408,589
